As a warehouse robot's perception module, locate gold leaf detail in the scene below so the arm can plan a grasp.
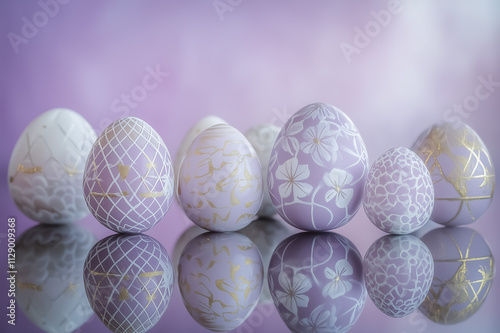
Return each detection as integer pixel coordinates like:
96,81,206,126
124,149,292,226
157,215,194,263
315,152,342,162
119,287,129,301
140,191,165,198
139,271,163,278
117,163,130,180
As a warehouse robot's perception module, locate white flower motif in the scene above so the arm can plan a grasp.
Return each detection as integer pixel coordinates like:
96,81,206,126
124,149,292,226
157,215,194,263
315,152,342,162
281,120,303,155
276,271,312,315
322,259,353,299
323,168,354,208
299,305,337,333
300,122,338,166
276,158,313,200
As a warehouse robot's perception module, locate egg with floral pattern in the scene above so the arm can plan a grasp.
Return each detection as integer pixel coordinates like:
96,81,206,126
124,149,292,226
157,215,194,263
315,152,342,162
364,235,434,317
177,124,263,232
268,232,366,333
83,117,174,233
84,234,174,333
178,232,264,331
268,103,369,231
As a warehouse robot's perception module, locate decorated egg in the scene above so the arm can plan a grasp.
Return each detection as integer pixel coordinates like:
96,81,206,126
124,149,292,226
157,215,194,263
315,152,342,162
84,234,174,333
174,115,227,179
177,124,263,232
364,235,434,318
363,147,434,234
268,232,366,333
238,218,293,303
267,103,369,231
16,224,96,333
419,227,494,324
178,232,264,331
245,123,281,217
83,117,174,233
411,122,495,225
8,108,96,224
172,225,206,279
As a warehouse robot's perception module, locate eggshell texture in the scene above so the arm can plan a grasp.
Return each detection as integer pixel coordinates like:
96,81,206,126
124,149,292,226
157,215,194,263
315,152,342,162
363,147,434,234
16,224,96,333
84,234,174,333
245,123,281,217
364,235,434,318
411,122,495,225
177,124,263,232
268,103,369,231
8,108,96,224
83,117,174,233
419,227,494,324
174,115,227,179
268,232,366,333
178,232,264,332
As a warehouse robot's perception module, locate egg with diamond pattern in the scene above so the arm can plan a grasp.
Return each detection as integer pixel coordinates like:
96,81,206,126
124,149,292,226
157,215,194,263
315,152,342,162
83,117,174,233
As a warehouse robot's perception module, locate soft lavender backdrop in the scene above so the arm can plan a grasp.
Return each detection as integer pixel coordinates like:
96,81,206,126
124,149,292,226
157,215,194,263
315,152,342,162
1,1,499,332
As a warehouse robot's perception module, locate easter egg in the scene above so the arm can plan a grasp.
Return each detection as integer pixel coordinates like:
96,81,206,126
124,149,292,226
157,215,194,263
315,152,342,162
83,117,174,233
364,235,434,318
177,124,263,232
419,227,494,324
363,147,434,234
8,108,96,224
268,232,366,333
174,115,227,179
267,103,369,231
16,224,96,333
84,234,174,333
245,123,281,217
178,232,264,331
411,122,495,225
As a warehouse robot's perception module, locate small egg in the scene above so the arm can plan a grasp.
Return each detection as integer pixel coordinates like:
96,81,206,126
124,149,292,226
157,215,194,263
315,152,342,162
268,103,369,231
83,117,174,233
419,227,494,324
178,232,264,332
16,224,96,333
174,115,227,179
411,122,495,225
268,232,366,333
8,108,97,224
84,234,174,333
364,235,434,318
177,124,263,232
363,147,434,234
245,123,281,217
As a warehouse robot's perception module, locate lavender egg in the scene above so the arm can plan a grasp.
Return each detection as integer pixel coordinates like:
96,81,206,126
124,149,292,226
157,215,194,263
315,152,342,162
84,234,173,333
16,224,96,333
364,235,434,318
412,122,495,225
178,232,264,332
268,232,366,333
268,103,369,231
363,147,434,234
8,108,96,224
83,117,174,233
245,123,281,217
419,227,494,324
177,124,263,232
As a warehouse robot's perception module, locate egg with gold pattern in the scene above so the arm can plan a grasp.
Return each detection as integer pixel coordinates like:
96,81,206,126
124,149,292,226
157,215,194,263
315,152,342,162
419,227,494,324
411,122,495,225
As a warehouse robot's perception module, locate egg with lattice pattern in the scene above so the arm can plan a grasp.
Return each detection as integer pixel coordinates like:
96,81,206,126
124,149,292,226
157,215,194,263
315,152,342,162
83,117,174,233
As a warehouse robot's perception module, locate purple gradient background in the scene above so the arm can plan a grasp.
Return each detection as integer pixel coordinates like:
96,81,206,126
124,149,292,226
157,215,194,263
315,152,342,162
1,1,499,332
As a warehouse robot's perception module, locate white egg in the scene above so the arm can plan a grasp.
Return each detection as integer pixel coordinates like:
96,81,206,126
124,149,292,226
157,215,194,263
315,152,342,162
245,123,281,217
8,108,97,224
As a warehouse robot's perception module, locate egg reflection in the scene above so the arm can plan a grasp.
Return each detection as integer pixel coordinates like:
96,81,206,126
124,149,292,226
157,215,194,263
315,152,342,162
178,232,264,332
83,234,174,333
419,227,495,324
364,235,434,318
237,218,294,303
16,224,96,333
268,232,366,333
